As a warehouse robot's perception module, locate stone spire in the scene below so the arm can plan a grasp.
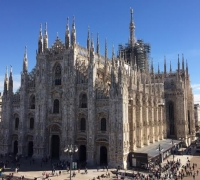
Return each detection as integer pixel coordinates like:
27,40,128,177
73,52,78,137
96,33,100,55
104,39,108,78
158,63,160,74
178,54,180,72
23,46,28,73
90,33,95,65
91,33,94,49
38,24,43,54
170,61,172,72
87,27,90,50
182,54,185,71
71,16,76,46
65,17,70,49
111,45,115,86
9,65,12,78
186,59,188,75
129,8,135,47
5,66,8,80
105,39,108,59
9,65,13,92
4,66,8,94
164,56,166,74
112,45,115,61
43,22,48,50
151,60,154,74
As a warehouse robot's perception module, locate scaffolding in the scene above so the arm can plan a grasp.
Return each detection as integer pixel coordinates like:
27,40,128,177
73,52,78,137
117,39,151,72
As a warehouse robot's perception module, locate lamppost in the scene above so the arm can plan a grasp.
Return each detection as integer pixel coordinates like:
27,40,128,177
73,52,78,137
157,144,163,172
64,145,78,180
171,139,175,162
179,137,185,155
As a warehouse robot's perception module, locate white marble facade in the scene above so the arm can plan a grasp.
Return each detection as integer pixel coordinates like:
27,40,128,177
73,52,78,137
0,9,195,169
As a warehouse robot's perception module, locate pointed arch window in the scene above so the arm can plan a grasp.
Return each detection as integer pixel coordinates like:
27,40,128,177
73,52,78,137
80,118,86,131
79,93,87,108
53,99,59,114
29,95,35,109
30,118,34,129
54,65,61,85
15,118,19,130
169,102,175,135
101,118,106,131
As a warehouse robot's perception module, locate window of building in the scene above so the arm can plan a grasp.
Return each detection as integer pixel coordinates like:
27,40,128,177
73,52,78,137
30,118,34,129
29,95,35,109
101,118,106,131
79,93,87,108
54,65,61,85
80,118,86,131
15,118,19,129
53,99,59,113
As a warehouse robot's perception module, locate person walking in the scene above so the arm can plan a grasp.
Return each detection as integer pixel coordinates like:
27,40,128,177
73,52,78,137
193,173,196,180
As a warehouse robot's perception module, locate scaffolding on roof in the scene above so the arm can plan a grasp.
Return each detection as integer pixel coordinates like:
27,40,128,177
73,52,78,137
117,39,151,72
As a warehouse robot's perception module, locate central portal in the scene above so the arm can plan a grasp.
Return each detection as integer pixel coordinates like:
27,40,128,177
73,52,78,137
51,135,60,159
100,146,107,166
28,141,33,157
79,145,86,163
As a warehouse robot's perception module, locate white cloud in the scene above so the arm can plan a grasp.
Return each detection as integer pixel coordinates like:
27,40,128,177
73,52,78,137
194,94,200,104
192,84,200,91
0,74,21,94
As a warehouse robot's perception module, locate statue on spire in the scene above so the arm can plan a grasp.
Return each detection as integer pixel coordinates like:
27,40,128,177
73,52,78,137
71,16,76,46
65,17,70,49
38,24,43,53
96,33,100,55
23,46,28,73
43,22,48,50
87,26,90,50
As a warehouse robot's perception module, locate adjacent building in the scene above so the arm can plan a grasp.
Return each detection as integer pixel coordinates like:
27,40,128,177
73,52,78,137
194,104,200,131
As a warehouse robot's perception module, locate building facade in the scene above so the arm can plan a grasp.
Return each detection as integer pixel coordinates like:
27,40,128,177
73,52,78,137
0,9,195,168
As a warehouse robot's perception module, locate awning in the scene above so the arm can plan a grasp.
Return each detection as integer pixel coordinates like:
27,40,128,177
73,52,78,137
134,139,181,159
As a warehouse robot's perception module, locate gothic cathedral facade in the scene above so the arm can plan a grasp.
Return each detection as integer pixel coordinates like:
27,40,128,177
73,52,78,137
0,9,195,168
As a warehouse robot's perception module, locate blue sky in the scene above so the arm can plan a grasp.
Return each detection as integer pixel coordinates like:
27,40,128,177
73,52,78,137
0,0,200,102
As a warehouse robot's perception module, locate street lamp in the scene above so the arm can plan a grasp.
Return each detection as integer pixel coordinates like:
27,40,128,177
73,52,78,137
156,144,163,171
64,145,78,180
171,139,175,162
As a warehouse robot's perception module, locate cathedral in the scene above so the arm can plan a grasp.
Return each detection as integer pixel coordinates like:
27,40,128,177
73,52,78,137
0,9,195,169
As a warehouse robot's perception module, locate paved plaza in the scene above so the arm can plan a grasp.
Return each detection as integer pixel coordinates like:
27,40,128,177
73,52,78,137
1,146,200,180
1,157,116,180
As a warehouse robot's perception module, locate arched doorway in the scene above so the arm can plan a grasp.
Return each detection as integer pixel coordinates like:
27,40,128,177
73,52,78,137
79,145,86,163
14,141,18,155
28,141,33,157
51,135,60,159
100,146,107,165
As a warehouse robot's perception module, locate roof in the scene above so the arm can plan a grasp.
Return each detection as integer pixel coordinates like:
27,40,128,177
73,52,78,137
134,139,181,158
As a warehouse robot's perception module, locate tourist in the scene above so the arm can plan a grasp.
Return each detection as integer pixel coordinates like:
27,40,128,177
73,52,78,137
85,168,88,174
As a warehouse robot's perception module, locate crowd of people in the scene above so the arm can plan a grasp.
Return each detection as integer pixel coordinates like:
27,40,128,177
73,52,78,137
0,145,199,180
